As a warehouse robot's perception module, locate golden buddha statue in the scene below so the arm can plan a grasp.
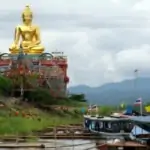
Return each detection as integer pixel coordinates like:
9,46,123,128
9,5,44,55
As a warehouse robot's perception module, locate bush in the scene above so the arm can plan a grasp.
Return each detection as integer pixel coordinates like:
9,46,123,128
24,88,55,105
69,94,87,102
99,106,115,115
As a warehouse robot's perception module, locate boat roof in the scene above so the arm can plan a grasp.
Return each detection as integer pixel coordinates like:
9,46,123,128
84,115,129,121
129,116,150,123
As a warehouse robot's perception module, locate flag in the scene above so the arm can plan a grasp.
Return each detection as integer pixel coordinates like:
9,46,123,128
88,105,97,111
120,103,125,109
134,98,143,116
145,106,150,113
91,105,97,109
134,98,142,106
134,69,138,72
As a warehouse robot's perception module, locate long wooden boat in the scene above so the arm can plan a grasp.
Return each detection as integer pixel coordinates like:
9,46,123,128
84,115,133,138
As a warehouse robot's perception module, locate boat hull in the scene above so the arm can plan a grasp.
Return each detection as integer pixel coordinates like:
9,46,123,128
91,129,130,138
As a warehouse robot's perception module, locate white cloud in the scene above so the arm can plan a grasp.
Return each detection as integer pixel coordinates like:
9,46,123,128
115,45,150,73
133,0,150,12
0,0,150,87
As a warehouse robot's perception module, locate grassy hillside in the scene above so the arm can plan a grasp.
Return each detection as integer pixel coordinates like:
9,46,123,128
0,98,86,135
0,109,81,135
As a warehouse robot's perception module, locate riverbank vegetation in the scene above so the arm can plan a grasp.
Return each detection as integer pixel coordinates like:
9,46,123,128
0,106,83,135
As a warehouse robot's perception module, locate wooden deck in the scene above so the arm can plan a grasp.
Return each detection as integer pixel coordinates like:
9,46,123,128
0,140,147,149
96,141,148,150
107,141,146,147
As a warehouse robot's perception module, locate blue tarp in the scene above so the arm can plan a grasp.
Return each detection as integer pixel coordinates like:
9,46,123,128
132,125,149,135
123,105,133,115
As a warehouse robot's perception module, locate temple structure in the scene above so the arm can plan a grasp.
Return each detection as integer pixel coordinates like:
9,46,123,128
0,5,69,97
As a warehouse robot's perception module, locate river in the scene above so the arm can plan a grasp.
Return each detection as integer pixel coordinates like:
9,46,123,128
0,140,98,150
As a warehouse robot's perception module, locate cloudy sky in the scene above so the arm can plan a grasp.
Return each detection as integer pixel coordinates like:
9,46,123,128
0,0,150,87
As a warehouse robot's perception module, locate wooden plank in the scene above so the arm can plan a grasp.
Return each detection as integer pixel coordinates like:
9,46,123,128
0,143,45,148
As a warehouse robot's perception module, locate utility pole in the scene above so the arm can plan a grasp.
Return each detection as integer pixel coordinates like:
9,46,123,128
134,69,138,98
134,69,142,116
20,75,24,100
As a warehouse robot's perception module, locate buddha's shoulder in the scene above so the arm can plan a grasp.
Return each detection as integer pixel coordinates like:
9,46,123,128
32,25,40,30
15,25,22,29
15,24,39,29
32,24,39,27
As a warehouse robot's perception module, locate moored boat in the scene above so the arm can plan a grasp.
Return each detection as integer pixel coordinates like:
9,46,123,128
84,115,134,139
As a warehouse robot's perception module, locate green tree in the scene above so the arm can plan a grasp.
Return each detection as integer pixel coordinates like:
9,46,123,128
0,76,12,96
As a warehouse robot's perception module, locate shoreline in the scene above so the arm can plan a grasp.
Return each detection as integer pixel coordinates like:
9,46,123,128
0,125,100,142
0,124,86,141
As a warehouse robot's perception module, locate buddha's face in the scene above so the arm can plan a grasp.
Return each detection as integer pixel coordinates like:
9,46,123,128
23,14,32,24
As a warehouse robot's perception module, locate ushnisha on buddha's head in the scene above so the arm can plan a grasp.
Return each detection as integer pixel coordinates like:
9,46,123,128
22,5,33,24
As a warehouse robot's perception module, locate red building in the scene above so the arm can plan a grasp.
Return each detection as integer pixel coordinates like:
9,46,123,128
0,51,69,97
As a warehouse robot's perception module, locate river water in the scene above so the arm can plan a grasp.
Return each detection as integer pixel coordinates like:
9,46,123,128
0,140,98,150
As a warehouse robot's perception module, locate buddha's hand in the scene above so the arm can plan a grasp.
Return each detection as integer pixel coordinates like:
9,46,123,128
10,42,18,49
28,43,36,48
23,46,29,50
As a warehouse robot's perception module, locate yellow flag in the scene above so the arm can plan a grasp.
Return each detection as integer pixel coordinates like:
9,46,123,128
145,106,150,112
120,103,125,108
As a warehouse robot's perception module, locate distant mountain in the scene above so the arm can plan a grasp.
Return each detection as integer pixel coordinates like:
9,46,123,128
69,77,150,105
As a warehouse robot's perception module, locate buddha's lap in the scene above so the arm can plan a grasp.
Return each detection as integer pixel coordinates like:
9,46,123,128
9,42,44,52
9,47,19,50
30,45,44,50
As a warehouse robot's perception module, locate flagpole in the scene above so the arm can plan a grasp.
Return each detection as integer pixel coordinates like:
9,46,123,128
89,104,91,116
96,105,98,117
140,100,143,116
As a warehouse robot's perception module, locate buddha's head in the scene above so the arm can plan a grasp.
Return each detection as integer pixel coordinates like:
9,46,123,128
22,5,33,24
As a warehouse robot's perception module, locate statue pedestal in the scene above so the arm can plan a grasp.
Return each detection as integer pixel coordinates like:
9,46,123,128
9,49,44,55
28,49,44,55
